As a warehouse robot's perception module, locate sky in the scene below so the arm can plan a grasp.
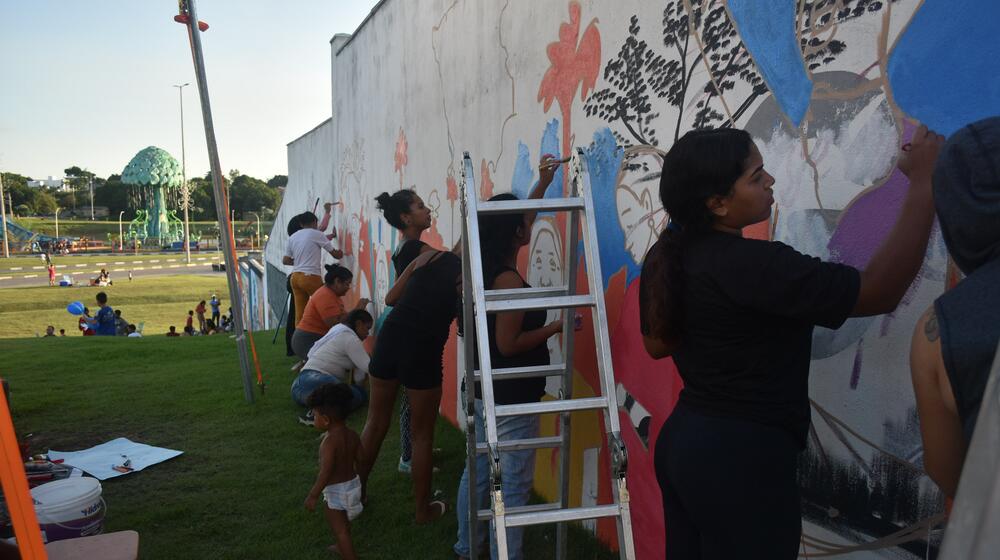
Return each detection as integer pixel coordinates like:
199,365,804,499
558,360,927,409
0,0,378,182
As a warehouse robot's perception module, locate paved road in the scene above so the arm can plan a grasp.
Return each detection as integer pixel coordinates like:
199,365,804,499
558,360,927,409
0,258,226,288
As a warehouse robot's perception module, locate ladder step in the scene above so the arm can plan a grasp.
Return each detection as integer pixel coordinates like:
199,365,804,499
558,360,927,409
506,504,623,528
484,294,594,314
474,364,565,381
478,197,585,215
484,286,567,301
478,502,560,521
495,396,608,418
476,435,562,453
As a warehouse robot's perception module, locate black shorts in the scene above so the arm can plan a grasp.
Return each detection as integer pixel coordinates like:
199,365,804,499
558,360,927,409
370,321,444,390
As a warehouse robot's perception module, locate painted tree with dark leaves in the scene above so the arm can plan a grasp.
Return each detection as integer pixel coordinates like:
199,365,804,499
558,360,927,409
798,0,898,70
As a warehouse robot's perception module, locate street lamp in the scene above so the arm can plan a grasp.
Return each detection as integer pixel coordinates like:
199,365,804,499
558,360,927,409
250,212,261,250
174,82,192,263
0,171,9,258
55,207,60,239
118,210,125,252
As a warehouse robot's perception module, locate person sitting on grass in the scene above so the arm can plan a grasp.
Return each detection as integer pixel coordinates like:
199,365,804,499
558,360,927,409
88,292,117,336
114,309,129,336
183,325,196,336
59,329,66,337
44,325,56,337
127,324,142,338
205,319,222,335
293,309,373,426
304,383,364,560
166,326,181,337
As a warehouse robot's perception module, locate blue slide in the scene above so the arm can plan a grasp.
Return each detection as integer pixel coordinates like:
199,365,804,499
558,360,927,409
1,218,71,245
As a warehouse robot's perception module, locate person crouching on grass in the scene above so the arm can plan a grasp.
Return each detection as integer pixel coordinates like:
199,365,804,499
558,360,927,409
305,383,364,559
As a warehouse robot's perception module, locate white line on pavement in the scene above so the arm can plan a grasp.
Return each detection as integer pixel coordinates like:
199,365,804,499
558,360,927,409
0,276,10,280
169,265,180,268
96,262,106,266
10,267,21,271
114,261,125,265
75,264,86,267
149,259,160,263
197,257,206,261
24,274,38,278
167,259,177,262
113,268,125,272
32,266,44,270
151,265,163,269
134,267,145,271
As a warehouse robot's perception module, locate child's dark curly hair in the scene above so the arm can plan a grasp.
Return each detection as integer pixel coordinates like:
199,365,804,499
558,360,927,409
306,383,354,421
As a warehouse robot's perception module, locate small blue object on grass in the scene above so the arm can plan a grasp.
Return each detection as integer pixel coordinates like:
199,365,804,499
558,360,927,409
66,301,85,315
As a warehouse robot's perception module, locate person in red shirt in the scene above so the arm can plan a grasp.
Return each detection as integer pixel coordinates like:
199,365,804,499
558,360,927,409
195,300,207,333
186,310,195,332
78,308,95,336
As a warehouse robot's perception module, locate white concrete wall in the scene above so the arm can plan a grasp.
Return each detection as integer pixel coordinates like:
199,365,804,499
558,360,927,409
267,1,1000,557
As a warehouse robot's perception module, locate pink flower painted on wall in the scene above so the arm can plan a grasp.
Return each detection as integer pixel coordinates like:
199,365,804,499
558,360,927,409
394,127,408,189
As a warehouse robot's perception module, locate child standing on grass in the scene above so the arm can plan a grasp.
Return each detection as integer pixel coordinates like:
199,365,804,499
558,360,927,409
304,383,364,559
195,300,207,333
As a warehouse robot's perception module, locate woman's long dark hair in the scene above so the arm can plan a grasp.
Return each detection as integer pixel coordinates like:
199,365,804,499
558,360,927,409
324,263,353,286
478,193,524,284
640,128,753,342
374,189,418,230
342,309,373,334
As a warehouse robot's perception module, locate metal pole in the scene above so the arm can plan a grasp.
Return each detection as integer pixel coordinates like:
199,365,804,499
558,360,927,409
180,0,256,403
250,212,260,250
55,208,60,239
0,172,9,258
175,82,192,264
89,176,94,221
118,211,124,251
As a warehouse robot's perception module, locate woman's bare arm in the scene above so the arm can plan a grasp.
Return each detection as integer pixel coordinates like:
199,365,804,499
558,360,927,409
493,271,561,357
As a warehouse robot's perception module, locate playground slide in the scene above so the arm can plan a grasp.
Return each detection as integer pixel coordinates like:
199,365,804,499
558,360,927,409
1,218,69,244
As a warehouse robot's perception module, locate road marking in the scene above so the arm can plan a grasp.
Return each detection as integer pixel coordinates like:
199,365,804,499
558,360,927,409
197,257,207,261
24,274,38,278
151,265,163,270
113,268,126,272
134,260,144,264
167,258,177,262
32,266,44,270
114,261,125,265
0,276,10,280
75,264,86,267
134,267,145,271
169,264,180,268
10,267,21,271
96,262,106,266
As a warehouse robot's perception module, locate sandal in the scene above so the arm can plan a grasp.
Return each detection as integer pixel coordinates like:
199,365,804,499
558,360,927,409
416,500,447,524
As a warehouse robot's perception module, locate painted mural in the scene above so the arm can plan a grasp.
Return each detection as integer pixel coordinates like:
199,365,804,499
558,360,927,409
267,1,1000,558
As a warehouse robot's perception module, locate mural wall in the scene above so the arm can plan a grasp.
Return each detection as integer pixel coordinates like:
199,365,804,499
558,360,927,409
267,1,1000,557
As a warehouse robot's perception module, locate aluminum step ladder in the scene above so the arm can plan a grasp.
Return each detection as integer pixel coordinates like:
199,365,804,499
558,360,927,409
459,149,636,559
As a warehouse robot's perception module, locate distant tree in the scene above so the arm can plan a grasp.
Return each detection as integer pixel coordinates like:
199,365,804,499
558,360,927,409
188,176,217,221
227,169,241,184
33,191,58,215
230,174,281,219
266,175,288,188
55,191,76,211
62,166,95,190
93,175,131,218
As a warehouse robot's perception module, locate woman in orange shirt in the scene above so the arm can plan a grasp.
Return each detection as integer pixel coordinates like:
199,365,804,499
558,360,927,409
292,264,370,362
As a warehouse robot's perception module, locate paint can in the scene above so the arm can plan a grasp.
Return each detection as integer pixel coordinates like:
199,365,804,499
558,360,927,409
30,477,105,542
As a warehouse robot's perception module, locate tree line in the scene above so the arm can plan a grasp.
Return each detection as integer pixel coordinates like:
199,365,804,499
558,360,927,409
1,167,286,221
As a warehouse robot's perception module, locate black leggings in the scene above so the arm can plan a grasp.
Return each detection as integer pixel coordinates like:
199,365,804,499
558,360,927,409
654,402,802,560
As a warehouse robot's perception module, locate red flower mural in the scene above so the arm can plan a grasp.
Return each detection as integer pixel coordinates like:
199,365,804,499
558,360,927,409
538,1,601,194
394,127,408,189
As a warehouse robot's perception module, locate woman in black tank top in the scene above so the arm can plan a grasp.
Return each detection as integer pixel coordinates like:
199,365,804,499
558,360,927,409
454,157,563,559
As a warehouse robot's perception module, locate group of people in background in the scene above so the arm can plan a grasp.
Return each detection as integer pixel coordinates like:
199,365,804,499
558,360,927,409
66,292,142,337
182,294,231,336
287,113,1000,560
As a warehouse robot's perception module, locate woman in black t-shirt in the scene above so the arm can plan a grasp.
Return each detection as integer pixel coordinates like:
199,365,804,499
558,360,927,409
454,157,560,559
361,188,455,523
639,126,943,559
372,190,435,478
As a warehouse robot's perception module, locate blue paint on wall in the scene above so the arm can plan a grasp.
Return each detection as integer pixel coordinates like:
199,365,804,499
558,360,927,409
728,0,813,126
511,142,535,199
584,127,637,288
540,119,565,201
888,0,1000,136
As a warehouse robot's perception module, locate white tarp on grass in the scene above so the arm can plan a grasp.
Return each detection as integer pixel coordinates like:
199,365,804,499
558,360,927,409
48,437,183,480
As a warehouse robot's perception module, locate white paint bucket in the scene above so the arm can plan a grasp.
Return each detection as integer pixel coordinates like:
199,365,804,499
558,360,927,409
31,478,105,542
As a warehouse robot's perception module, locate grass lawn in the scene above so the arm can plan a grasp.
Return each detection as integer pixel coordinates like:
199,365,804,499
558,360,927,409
1,331,615,558
0,275,230,338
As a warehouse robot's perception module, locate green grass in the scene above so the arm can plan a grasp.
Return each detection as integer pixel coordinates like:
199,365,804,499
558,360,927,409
1,332,615,558
0,275,230,338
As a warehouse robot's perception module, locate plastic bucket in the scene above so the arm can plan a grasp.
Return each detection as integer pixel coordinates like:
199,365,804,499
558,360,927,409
31,478,105,543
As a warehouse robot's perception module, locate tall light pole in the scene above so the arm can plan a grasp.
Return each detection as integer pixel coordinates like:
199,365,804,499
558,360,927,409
54,207,60,239
250,212,261,250
0,171,9,258
88,175,94,221
118,211,125,252
174,82,192,264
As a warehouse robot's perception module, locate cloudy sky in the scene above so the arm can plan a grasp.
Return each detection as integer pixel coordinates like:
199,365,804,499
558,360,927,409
1,1,377,181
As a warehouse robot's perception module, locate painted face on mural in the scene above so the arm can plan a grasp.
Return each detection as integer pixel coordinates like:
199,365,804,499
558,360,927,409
710,143,775,232
615,146,667,265
402,195,433,231
528,219,562,289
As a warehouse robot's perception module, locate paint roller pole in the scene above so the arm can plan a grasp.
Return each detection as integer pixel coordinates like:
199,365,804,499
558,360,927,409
179,0,255,403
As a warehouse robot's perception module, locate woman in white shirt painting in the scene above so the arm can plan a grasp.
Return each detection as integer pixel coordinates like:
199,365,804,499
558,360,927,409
292,309,373,425
283,209,343,326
